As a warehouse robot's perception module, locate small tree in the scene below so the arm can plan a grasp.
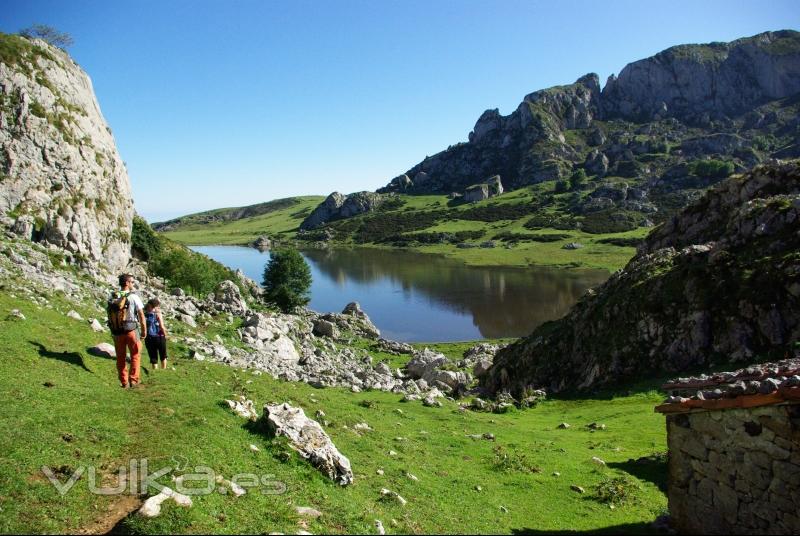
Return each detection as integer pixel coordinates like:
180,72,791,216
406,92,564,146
19,24,74,49
262,248,312,313
554,179,569,194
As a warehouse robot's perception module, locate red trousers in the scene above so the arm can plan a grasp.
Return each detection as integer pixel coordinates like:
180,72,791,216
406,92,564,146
114,331,141,386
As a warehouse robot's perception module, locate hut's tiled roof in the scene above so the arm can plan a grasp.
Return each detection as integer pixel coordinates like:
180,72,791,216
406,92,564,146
655,357,800,414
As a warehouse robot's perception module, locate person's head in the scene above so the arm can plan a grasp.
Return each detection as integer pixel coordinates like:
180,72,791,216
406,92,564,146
146,298,160,312
118,273,134,290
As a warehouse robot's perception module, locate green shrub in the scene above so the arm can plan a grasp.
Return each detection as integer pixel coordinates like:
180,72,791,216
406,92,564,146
491,445,541,474
384,230,484,246
131,215,162,261
569,169,587,191
455,203,537,223
689,159,734,179
593,476,641,506
581,210,644,234
150,244,236,297
524,213,578,230
351,210,445,243
493,232,570,243
554,180,569,193
596,236,644,247
262,248,312,313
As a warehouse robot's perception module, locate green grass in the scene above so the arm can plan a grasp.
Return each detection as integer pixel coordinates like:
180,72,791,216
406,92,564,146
161,196,324,246
0,257,668,534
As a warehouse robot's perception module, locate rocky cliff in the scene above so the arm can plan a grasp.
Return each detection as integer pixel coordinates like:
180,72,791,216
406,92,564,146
0,34,134,270
482,161,800,396
377,30,800,223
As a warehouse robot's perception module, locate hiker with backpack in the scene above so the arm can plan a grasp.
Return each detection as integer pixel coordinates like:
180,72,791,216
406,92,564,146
144,298,169,370
108,274,146,388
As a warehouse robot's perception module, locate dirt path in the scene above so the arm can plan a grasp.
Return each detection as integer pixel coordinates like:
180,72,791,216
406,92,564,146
75,494,142,535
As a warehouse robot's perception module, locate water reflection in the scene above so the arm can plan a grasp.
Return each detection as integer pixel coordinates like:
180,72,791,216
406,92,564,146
192,246,609,342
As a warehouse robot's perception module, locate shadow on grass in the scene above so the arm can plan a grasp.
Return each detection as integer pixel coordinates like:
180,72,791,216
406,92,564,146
608,454,668,493
511,521,659,535
31,341,92,373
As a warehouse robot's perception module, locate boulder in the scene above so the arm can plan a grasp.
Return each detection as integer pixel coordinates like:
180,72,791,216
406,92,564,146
89,318,105,332
300,191,384,230
313,319,339,339
88,343,115,358
405,349,449,380
213,280,247,316
252,236,271,250
262,403,353,485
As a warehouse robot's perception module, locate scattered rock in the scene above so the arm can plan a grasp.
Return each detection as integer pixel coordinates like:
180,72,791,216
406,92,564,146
249,444,260,452
88,343,115,358
262,403,354,485
591,456,606,466
225,396,258,421
562,242,584,250
557,422,571,429
9,309,25,320
375,519,386,535
295,506,322,519
570,485,585,494
379,488,407,506
216,475,246,497
88,318,104,332
66,310,83,321
138,486,193,517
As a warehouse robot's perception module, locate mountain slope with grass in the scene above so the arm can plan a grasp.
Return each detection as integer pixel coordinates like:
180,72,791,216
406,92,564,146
483,161,800,397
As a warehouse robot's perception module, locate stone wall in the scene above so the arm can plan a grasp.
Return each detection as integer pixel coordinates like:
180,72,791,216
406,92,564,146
666,403,800,534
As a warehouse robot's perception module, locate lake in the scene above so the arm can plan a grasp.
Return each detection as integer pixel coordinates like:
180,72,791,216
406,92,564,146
192,245,609,343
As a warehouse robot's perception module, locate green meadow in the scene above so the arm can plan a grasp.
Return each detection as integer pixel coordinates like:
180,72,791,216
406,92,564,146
0,264,668,534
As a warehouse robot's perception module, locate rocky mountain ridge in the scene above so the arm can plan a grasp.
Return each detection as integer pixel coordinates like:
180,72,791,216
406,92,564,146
0,33,134,270
373,30,800,223
482,160,800,396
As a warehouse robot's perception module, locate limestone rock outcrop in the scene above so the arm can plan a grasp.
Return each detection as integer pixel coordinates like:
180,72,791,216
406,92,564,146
0,34,134,270
300,191,385,230
602,30,800,122
483,161,800,395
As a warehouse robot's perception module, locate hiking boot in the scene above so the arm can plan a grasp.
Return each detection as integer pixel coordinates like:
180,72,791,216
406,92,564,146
129,382,143,390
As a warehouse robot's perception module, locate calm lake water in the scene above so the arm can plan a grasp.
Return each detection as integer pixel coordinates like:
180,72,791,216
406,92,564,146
192,246,609,342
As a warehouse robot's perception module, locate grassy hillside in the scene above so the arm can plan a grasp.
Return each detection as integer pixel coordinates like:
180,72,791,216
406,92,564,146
160,184,648,271
0,239,669,534
157,196,325,246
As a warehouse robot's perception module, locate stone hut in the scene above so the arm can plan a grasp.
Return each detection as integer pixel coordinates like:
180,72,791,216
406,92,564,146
655,358,800,534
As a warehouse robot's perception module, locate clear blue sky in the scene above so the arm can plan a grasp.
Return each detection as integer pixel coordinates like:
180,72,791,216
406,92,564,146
4,0,799,221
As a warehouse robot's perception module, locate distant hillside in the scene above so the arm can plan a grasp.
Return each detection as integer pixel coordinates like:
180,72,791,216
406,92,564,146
483,160,800,396
155,195,325,246
152,196,319,231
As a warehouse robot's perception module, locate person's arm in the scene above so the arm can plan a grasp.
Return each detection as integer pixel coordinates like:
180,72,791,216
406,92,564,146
137,299,146,338
157,310,168,337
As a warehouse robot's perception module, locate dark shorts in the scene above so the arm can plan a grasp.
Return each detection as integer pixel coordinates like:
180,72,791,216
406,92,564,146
144,335,167,364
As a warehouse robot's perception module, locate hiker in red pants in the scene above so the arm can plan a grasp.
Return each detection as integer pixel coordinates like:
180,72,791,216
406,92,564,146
107,274,146,388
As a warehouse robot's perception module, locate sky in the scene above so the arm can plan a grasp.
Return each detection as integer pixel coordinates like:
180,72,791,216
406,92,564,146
3,0,799,222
